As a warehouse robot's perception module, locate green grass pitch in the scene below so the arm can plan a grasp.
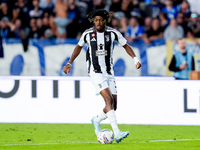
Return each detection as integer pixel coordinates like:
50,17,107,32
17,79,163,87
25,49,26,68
0,123,199,150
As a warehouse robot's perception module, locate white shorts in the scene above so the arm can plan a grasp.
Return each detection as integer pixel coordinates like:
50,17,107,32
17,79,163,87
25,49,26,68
89,73,117,95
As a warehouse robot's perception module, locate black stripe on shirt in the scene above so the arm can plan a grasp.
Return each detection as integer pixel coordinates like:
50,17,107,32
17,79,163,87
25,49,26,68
89,32,102,73
86,48,91,73
112,31,118,42
84,33,88,43
104,31,112,75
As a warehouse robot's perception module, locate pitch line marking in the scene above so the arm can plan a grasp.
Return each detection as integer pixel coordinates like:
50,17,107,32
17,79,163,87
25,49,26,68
0,139,200,146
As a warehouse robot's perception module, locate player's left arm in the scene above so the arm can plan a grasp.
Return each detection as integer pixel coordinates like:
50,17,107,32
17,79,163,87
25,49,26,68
115,29,141,69
123,44,141,69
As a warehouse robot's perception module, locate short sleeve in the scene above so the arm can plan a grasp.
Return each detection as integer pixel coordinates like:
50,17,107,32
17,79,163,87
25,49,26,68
78,32,87,47
115,30,127,46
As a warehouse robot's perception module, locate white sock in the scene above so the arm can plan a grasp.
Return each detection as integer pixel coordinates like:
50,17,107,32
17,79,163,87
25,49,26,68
106,110,120,134
95,111,107,123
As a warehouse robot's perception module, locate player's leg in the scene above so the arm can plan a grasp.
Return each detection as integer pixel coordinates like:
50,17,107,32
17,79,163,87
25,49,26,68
91,110,107,136
91,87,113,136
112,94,117,110
90,75,109,136
100,88,120,133
104,78,129,143
100,88,114,113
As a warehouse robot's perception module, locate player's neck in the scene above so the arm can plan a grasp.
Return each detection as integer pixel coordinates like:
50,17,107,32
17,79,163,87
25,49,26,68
94,26,105,33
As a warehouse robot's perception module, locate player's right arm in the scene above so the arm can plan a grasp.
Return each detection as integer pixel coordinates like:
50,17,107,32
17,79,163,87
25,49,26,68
63,31,88,74
63,45,83,74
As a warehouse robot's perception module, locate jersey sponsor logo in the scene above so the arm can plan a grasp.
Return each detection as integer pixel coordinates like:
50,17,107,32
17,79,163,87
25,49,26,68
96,50,108,56
96,43,107,56
91,38,96,41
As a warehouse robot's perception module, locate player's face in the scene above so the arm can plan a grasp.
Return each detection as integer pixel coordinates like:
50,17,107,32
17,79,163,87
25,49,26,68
93,16,106,32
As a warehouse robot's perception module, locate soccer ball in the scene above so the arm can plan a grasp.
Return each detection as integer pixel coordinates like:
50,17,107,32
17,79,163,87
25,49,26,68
97,129,114,144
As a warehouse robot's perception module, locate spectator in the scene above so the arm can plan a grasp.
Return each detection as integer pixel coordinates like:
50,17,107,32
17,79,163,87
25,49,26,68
186,12,200,45
29,0,43,18
93,0,105,10
29,18,41,38
121,0,132,18
76,0,92,19
10,19,22,38
125,17,144,43
159,12,169,31
104,0,112,11
39,0,48,9
43,0,54,16
10,17,30,51
111,17,120,30
176,12,188,36
0,2,12,20
0,17,12,38
109,0,122,13
109,0,125,21
144,0,164,18
169,38,195,80
41,16,51,34
161,0,178,21
67,0,80,38
12,0,30,27
143,16,152,32
53,0,69,38
39,0,56,9
130,0,142,18
143,18,163,44
164,18,184,41
177,0,191,21
118,17,128,36
76,0,93,35
36,18,45,37
44,28,53,39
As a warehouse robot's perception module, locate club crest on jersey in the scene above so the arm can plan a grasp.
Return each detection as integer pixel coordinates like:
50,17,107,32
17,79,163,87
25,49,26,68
91,33,95,37
105,35,109,42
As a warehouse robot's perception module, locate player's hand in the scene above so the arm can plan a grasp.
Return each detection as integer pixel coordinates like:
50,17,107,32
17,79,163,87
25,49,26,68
135,62,141,69
63,63,71,74
133,57,141,69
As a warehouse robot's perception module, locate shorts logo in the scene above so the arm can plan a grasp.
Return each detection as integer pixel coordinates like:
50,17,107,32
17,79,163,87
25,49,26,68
98,84,102,88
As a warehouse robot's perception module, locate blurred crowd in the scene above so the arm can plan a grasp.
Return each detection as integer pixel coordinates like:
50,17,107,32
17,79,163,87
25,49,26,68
0,0,200,45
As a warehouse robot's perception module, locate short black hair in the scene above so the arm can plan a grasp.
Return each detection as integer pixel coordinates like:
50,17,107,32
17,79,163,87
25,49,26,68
87,9,111,23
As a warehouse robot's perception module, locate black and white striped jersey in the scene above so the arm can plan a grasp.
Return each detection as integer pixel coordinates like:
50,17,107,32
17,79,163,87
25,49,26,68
78,26,127,75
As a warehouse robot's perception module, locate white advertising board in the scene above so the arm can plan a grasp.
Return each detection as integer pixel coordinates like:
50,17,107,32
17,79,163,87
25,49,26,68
0,76,199,125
